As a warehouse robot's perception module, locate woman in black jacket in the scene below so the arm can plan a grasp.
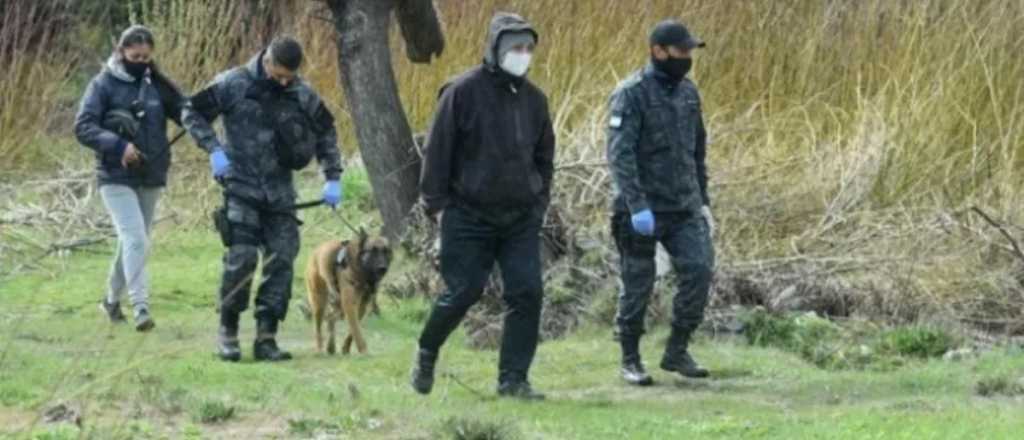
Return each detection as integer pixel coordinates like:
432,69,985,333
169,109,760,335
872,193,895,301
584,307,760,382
74,25,184,331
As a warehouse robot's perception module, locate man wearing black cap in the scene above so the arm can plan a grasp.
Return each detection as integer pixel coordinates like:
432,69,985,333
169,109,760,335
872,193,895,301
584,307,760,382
605,20,716,386
411,12,555,400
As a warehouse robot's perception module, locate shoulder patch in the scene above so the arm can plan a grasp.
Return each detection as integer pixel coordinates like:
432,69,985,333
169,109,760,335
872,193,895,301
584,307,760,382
609,115,623,128
607,85,636,128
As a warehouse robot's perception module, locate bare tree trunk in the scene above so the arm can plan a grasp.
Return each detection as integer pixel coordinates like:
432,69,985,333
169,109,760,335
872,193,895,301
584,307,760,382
327,0,442,240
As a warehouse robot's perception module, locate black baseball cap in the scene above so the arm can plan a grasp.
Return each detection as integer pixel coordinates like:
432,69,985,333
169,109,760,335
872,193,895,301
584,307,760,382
649,20,705,50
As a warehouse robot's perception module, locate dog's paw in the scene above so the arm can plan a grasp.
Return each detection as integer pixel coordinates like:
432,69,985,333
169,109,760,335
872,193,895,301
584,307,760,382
327,342,337,355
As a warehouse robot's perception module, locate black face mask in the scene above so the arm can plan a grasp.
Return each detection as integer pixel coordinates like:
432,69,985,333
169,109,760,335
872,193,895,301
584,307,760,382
652,56,692,82
123,61,150,79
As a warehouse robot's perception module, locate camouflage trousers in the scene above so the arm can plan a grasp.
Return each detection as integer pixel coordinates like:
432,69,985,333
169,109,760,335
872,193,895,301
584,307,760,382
218,194,300,322
612,210,715,337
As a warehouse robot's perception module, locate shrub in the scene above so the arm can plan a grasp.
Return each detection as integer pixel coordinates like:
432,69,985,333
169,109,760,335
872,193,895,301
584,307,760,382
875,327,958,359
193,400,235,424
437,416,520,440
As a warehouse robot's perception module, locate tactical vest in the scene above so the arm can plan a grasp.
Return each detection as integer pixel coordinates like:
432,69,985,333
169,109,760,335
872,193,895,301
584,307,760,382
245,81,316,171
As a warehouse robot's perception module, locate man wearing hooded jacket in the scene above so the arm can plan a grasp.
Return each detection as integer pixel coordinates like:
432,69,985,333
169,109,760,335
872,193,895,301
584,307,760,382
411,12,556,400
606,20,716,386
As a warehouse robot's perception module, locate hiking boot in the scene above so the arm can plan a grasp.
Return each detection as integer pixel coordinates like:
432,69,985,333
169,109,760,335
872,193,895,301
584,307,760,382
134,308,155,332
100,298,126,323
660,351,709,378
621,361,654,386
660,328,709,378
410,347,438,395
217,325,241,362
497,381,546,401
620,334,653,386
253,338,292,361
253,319,291,362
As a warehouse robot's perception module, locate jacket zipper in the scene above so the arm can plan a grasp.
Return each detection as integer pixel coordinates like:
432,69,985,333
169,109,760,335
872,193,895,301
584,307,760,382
663,86,687,194
511,83,523,148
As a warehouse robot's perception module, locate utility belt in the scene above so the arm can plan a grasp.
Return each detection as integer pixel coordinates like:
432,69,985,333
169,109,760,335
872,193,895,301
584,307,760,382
211,191,315,247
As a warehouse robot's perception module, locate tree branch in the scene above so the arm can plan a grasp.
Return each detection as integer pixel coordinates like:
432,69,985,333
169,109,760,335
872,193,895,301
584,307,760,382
970,205,1024,264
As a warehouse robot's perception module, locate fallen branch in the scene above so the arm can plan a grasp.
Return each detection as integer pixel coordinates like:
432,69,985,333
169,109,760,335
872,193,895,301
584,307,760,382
970,206,1024,264
44,237,108,255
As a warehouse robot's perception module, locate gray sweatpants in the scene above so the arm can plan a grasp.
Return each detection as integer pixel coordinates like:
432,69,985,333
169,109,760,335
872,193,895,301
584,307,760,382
100,184,162,313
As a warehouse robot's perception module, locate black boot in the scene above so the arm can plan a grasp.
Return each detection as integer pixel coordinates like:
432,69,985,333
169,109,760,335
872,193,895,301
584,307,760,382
217,312,241,362
660,328,709,378
410,347,438,395
497,381,546,401
620,335,654,386
253,319,292,362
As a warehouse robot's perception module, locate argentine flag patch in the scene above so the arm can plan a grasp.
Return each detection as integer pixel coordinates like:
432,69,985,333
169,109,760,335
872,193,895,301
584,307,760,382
609,115,623,128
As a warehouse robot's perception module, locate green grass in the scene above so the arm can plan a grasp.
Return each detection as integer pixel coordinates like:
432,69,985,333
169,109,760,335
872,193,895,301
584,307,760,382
975,375,1024,398
2,226,1024,439
876,326,961,359
740,310,965,371
193,400,236,425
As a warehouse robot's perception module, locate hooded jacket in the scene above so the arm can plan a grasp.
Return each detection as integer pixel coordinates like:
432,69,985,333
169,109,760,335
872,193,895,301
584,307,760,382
419,12,555,223
74,55,184,187
181,51,343,207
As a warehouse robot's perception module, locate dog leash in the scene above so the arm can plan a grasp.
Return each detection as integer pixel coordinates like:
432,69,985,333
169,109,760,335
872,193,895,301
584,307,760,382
168,129,187,146
330,207,364,237
289,198,364,237
291,199,325,210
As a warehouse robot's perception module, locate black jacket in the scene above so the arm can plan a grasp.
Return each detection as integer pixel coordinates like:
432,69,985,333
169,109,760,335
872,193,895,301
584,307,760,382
420,13,555,222
74,56,184,187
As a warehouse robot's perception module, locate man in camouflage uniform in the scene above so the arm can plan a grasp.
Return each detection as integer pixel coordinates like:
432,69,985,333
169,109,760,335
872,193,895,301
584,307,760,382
183,36,344,362
606,20,716,386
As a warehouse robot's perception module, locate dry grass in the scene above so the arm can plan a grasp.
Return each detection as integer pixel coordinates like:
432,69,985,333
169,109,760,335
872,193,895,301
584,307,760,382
0,0,80,167
2,0,1024,328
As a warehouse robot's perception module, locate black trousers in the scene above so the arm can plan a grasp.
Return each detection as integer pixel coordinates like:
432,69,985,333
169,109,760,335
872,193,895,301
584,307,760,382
418,204,545,385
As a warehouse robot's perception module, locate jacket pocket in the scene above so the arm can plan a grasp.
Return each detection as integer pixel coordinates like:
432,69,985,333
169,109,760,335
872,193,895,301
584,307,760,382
527,168,543,200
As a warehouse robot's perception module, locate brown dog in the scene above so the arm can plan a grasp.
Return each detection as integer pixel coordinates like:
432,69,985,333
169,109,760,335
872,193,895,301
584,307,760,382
305,231,391,355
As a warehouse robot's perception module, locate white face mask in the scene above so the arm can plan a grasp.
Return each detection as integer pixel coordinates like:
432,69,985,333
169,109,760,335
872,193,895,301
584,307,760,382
500,51,533,77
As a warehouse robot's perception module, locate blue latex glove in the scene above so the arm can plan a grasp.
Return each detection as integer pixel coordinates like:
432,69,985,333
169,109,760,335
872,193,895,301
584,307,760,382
209,148,230,179
631,209,655,236
322,180,342,209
